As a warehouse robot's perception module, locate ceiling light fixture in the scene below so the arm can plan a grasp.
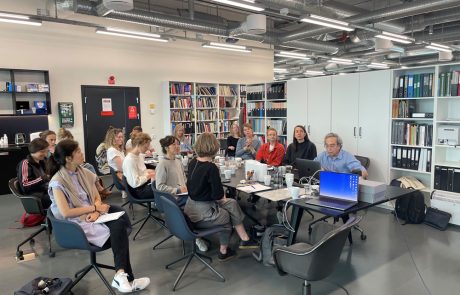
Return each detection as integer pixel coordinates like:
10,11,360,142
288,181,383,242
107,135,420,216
426,42,452,52
300,14,354,31
304,70,325,76
330,57,354,65
202,42,251,53
368,62,390,69
212,0,265,12
96,28,168,42
275,51,311,60
375,31,414,44
0,12,42,26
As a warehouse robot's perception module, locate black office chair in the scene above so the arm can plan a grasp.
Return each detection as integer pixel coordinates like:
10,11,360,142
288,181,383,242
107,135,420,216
47,210,120,295
274,216,362,295
157,194,231,291
122,176,165,240
8,178,54,260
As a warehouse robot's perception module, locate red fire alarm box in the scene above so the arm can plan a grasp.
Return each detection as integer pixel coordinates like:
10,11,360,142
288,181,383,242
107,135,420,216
108,75,115,85
128,106,137,119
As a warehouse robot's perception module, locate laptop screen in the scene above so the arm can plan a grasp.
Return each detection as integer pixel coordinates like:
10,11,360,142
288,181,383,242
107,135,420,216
296,159,321,180
319,171,359,202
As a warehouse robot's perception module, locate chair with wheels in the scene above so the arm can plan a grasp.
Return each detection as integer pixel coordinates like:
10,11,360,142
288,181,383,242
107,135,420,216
157,193,231,291
47,209,120,295
352,155,371,241
274,216,362,295
122,176,165,240
8,178,54,260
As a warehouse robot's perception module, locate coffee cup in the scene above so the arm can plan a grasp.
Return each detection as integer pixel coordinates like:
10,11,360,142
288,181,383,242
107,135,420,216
264,175,271,186
285,173,294,187
219,165,226,175
181,157,189,166
224,170,232,180
219,158,225,165
289,186,300,199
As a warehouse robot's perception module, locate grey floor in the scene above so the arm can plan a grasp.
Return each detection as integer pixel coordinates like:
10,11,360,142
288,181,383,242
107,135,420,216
2,183,460,295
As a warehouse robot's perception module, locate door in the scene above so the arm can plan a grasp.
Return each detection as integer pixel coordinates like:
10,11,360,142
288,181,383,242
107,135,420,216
331,74,360,154
287,79,308,145
307,76,332,150
82,86,141,172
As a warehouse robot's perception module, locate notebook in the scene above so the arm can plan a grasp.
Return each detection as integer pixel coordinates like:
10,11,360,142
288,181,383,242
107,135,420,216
305,171,359,211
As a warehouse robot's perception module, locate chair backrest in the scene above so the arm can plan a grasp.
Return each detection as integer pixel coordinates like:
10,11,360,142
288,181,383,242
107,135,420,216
157,194,196,241
275,216,362,282
8,178,45,215
109,167,125,191
151,186,174,213
47,210,91,251
355,155,370,170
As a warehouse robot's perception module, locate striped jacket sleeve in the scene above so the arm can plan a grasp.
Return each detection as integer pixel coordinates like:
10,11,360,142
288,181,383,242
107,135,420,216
18,159,45,194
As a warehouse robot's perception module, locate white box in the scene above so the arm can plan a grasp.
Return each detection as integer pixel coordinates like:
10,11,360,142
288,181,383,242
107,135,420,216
359,179,387,203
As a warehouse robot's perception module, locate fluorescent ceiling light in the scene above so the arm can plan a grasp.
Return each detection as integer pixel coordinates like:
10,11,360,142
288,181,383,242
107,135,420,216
0,12,42,26
301,14,353,31
426,42,452,52
274,68,288,73
368,62,390,69
304,70,325,76
202,42,251,53
330,57,355,65
212,0,265,12
275,51,311,60
375,31,414,44
96,28,168,42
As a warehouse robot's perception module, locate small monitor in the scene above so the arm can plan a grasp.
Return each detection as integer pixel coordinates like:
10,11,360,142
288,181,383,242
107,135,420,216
296,159,321,180
319,171,359,202
16,101,30,110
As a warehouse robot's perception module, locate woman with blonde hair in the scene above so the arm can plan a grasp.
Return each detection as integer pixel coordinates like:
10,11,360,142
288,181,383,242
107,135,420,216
185,133,258,261
174,123,193,154
105,128,127,198
226,122,240,157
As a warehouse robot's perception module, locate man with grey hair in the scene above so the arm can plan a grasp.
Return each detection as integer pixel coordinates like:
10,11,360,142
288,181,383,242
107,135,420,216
315,132,368,179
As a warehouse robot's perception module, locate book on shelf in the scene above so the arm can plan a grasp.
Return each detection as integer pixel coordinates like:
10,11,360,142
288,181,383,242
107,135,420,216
391,99,417,118
219,85,237,96
395,73,434,98
267,119,287,136
197,86,216,95
196,110,217,120
196,97,216,108
247,85,264,101
250,118,265,134
391,121,433,146
170,96,193,108
434,165,460,193
196,122,217,133
391,146,431,172
171,122,194,134
171,110,193,121
170,83,192,95
267,83,285,100
219,96,238,108
438,70,460,96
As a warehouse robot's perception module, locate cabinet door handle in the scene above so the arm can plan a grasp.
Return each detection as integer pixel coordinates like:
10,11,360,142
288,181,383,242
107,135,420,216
359,127,362,138
308,125,310,134
354,127,356,137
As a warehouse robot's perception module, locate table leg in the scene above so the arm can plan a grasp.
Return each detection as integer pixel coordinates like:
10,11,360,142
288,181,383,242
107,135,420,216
287,206,304,246
342,214,353,244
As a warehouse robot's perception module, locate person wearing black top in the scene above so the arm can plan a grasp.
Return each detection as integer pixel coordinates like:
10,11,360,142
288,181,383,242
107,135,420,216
283,125,317,167
226,123,240,157
16,138,52,208
184,133,258,261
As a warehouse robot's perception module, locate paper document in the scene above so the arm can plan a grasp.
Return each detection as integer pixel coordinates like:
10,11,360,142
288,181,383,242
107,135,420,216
176,192,188,196
257,188,307,202
237,183,272,193
94,211,125,223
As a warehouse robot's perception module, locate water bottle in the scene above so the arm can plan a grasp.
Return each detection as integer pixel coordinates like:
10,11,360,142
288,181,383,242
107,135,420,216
3,134,7,146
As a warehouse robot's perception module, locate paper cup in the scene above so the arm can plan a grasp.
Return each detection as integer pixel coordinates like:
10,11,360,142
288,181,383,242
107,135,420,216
224,170,232,180
264,175,271,186
289,187,300,199
219,165,226,175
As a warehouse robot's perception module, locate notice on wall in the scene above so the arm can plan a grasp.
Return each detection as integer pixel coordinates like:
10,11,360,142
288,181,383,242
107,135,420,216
128,106,137,119
101,98,114,116
58,102,74,128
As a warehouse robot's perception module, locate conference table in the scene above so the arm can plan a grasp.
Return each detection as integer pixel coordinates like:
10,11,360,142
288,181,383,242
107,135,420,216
220,165,416,245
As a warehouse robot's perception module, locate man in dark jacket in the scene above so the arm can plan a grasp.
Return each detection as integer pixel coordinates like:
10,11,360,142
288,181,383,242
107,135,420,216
16,138,51,208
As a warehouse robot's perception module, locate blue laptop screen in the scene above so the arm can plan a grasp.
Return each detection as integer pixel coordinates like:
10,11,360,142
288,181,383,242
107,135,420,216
319,171,359,201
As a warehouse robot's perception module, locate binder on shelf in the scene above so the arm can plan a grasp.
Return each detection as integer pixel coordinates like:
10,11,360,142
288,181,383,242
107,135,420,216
434,165,460,193
398,76,405,98
404,75,409,97
407,75,414,98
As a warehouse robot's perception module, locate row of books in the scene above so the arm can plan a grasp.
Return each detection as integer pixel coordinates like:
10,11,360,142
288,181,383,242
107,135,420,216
266,108,287,117
247,92,264,101
170,97,193,108
391,99,416,118
434,165,460,193
219,85,238,96
196,110,217,121
219,96,238,108
171,110,193,122
196,97,216,108
250,118,266,133
267,101,287,109
247,102,264,110
196,122,218,133
391,146,432,172
197,86,217,96
267,84,285,100
438,71,460,97
248,108,265,117
219,110,238,120
267,119,287,135
170,83,192,95
393,73,434,98
391,121,433,146
219,120,236,132
240,85,247,95
171,122,194,134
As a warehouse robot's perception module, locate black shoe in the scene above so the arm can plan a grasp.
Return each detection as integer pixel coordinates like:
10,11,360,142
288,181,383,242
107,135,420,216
218,248,236,262
239,239,259,249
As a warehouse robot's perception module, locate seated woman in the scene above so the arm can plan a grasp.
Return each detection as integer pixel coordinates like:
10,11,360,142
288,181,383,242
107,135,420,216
122,133,156,199
105,128,127,198
40,130,56,157
47,139,150,293
283,125,317,167
174,123,193,155
125,126,155,156
235,124,261,160
155,136,188,206
256,127,285,166
185,133,258,262
226,123,240,157
16,138,51,208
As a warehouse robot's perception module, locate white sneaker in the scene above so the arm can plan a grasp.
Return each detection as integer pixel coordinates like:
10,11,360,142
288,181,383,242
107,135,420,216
111,272,132,293
121,191,128,199
131,277,150,292
195,238,209,252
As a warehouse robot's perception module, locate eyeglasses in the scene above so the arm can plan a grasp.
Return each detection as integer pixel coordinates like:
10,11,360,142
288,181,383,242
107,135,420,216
325,144,338,148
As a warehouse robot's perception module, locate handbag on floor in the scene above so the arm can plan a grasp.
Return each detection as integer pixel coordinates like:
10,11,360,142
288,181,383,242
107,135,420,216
424,207,451,231
14,277,72,295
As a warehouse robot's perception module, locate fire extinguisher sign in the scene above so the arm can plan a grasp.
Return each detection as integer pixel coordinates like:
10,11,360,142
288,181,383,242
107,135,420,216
128,106,137,119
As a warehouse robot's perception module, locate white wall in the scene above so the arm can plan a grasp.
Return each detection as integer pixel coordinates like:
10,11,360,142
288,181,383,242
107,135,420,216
0,21,272,152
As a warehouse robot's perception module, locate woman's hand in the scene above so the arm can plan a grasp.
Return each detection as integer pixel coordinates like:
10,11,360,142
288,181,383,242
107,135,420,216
86,211,100,222
218,196,229,204
228,146,235,150
96,203,110,214
146,169,156,180
179,186,188,193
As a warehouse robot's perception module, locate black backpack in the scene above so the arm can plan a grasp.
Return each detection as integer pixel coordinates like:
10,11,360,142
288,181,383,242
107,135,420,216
391,178,426,224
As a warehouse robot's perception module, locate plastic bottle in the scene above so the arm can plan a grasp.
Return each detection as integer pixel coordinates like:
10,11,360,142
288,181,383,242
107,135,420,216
0,137,3,147
3,134,8,146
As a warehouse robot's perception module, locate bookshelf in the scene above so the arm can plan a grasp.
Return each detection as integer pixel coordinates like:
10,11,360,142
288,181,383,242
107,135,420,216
169,81,195,144
218,84,240,139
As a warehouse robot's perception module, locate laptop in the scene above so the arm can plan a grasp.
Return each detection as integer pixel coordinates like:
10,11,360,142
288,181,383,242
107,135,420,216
296,159,321,180
305,171,359,211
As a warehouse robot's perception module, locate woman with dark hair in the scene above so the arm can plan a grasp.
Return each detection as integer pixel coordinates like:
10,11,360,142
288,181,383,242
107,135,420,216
47,140,150,293
40,130,56,156
17,138,51,208
283,125,317,167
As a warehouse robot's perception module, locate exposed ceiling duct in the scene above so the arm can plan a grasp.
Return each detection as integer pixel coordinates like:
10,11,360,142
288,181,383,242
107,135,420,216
403,7,460,33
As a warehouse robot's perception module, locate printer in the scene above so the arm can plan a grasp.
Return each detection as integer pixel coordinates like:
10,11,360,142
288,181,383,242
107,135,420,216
437,125,460,145
359,179,387,203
